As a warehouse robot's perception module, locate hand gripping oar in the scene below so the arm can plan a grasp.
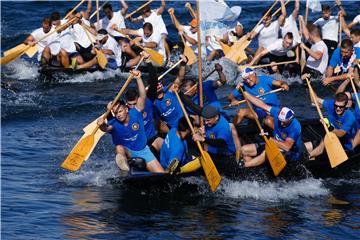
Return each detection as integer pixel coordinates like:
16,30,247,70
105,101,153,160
174,91,221,192
184,2,197,19
168,9,197,65
1,18,77,65
125,0,154,19
237,85,287,176
226,0,279,64
304,77,348,168
81,24,108,69
61,57,145,171
225,88,284,109
348,75,360,108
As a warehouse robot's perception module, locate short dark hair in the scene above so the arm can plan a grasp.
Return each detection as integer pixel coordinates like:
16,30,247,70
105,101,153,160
125,88,139,101
143,22,153,31
308,24,321,38
98,29,108,35
50,12,60,21
178,116,193,132
42,17,52,25
340,39,353,49
284,32,294,39
321,4,331,11
335,92,348,103
184,79,196,87
103,3,113,11
350,28,360,36
142,6,151,13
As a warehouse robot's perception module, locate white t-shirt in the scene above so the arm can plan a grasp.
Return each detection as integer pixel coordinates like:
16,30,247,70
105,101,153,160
137,28,166,61
281,15,301,45
183,25,198,53
207,35,222,51
353,14,360,24
71,23,92,48
57,20,76,53
355,42,360,48
101,36,122,66
266,38,292,56
96,10,126,37
144,10,168,35
255,20,280,48
227,28,241,43
31,27,58,61
306,40,328,74
314,16,339,42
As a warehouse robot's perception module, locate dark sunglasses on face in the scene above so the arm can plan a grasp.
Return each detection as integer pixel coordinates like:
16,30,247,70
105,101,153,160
334,104,346,109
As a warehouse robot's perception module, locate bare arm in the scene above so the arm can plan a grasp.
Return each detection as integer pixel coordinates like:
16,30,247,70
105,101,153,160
298,16,309,40
277,0,287,27
340,14,351,38
272,138,295,151
120,0,129,16
336,77,350,93
300,42,323,60
213,63,227,87
143,41,158,49
173,55,188,86
272,79,289,91
134,70,146,112
156,0,166,15
249,47,269,65
292,0,300,19
83,0,92,19
244,91,271,113
183,32,197,45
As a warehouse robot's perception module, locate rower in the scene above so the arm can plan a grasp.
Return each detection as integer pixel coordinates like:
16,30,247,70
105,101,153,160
298,18,329,79
77,29,122,70
228,68,289,128
127,0,170,61
118,38,142,70
240,93,306,167
248,0,286,55
280,0,301,46
114,22,166,65
248,32,297,74
307,90,357,158
94,1,128,42
97,69,164,173
322,39,359,86
160,116,193,171
219,22,244,47
24,17,57,66
313,1,346,59
178,19,199,53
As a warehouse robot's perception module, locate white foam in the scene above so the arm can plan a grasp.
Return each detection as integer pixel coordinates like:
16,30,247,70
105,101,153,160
63,69,128,83
220,178,329,202
3,58,39,80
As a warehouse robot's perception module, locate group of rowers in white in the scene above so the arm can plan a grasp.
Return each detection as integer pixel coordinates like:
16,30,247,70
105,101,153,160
22,0,360,174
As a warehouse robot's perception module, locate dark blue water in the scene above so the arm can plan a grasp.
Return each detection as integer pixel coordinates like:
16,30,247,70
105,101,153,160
2,1,360,239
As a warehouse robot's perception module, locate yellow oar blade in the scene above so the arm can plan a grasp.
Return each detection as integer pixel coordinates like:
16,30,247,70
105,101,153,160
200,151,221,192
95,49,108,69
265,138,287,176
4,43,27,56
0,47,28,65
225,36,250,64
144,48,164,66
184,46,197,65
217,40,231,55
82,116,106,161
61,134,95,171
324,132,348,168
25,45,39,58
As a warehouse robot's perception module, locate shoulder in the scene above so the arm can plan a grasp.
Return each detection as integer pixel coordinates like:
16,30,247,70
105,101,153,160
270,106,280,118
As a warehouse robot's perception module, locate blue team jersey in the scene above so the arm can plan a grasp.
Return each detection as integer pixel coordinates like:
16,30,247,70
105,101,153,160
160,128,190,169
192,80,222,110
154,91,183,128
351,93,360,127
108,108,147,151
143,98,157,140
270,107,304,160
329,48,359,73
205,115,236,155
323,99,357,150
232,75,280,107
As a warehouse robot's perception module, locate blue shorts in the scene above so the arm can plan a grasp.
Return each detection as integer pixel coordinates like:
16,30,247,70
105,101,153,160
254,107,268,121
107,58,118,70
126,145,156,164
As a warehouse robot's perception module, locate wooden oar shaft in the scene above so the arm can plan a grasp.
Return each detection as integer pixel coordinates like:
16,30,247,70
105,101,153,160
125,0,154,19
226,88,283,108
252,0,279,33
349,76,360,108
64,0,86,19
90,1,108,19
96,0,100,30
185,3,197,19
339,16,342,45
271,0,290,17
158,59,183,80
196,0,203,127
34,18,77,45
252,60,297,69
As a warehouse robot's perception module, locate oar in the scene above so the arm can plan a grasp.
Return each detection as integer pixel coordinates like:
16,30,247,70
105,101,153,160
3,0,85,59
226,0,278,64
305,0,309,23
81,24,108,69
96,0,100,30
215,36,231,55
174,91,221,192
184,2,197,19
196,0,204,127
299,16,307,72
348,75,360,108
304,77,348,168
61,56,145,171
1,18,77,65
271,0,290,17
124,35,164,66
125,0,154,19
237,85,287,176
339,16,342,47
239,60,297,72
90,1,108,20
224,88,284,109
168,9,197,65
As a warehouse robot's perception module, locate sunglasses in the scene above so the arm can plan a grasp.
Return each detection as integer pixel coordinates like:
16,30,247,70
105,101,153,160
334,104,346,109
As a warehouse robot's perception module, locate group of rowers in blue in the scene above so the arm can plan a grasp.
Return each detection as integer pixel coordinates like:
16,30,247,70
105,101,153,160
96,48,360,175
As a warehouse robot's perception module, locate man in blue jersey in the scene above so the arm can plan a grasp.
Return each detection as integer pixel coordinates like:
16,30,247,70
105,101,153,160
240,92,306,167
323,39,360,86
308,91,357,158
160,116,193,170
228,68,289,128
97,70,164,173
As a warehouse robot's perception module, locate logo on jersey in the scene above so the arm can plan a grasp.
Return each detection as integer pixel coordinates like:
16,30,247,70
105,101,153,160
258,88,265,95
281,132,288,139
210,133,216,139
336,120,342,127
132,123,139,131
166,99,171,106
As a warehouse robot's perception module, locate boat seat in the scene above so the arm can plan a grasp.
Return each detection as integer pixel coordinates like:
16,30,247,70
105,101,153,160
128,157,147,171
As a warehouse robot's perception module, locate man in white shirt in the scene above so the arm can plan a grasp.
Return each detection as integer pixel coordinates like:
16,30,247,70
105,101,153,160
299,20,329,79
95,1,128,42
178,19,198,53
280,0,301,45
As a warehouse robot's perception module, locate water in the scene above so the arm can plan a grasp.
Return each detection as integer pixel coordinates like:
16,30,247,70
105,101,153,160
2,1,360,239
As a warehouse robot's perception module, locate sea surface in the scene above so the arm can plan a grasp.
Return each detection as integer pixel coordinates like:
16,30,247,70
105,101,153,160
2,1,360,239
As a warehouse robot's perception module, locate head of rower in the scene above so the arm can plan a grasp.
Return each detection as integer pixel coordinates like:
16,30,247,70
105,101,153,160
339,39,354,59
307,24,322,44
109,100,129,123
125,88,139,109
262,10,273,27
189,19,198,34
233,22,244,37
282,32,294,49
97,29,109,45
50,12,61,28
321,4,331,21
177,116,193,140
278,107,295,128
41,17,52,33
182,79,197,97
333,92,348,116
202,105,220,128
103,3,114,20
242,68,258,87
350,29,360,46
143,22,154,38
141,6,152,18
